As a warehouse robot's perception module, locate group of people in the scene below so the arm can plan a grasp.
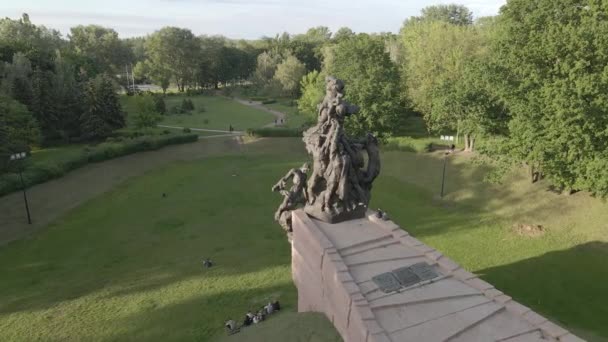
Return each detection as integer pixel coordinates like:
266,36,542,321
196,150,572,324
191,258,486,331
224,300,281,335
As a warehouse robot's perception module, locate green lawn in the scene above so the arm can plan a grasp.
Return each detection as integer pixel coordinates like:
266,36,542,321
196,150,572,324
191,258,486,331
160,95,275,131
1,138,607,341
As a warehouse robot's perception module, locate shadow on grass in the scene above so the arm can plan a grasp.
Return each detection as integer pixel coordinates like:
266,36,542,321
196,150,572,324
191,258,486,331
477,242,608,342
97,283,339,342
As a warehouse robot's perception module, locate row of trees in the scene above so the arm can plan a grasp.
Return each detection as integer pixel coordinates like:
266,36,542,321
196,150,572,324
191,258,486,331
0,14,126,165
397,1,608,195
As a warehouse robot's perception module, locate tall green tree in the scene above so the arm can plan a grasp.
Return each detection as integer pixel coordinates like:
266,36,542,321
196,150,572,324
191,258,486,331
69,25,131,76
297,70,324,119
145,27,200,91
273,55,306,97
407,4,474,26
325,34,404,138
0,95,39,170
80,75,125,140
487,0,608,194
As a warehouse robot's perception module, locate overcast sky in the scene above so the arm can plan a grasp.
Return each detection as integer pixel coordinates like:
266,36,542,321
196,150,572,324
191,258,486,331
2,0,506,39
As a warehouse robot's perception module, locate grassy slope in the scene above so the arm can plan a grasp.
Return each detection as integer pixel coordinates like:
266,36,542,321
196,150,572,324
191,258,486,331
373,151,608,341
1,137,607,341
0,138,310,341
160,95,275,131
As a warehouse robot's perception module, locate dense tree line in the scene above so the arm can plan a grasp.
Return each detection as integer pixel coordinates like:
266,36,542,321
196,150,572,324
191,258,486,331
3,1,608,196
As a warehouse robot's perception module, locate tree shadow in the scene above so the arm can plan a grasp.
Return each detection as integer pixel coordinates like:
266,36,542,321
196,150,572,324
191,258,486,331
477,242,608,342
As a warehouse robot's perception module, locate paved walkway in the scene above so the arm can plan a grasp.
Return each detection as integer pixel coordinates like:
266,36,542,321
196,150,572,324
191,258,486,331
157,124,244,135
231,98,287,128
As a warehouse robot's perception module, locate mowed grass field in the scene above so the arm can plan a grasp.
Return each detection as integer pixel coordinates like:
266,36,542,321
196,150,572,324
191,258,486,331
1,136,607,340
121,94,276,132
162,95,275,131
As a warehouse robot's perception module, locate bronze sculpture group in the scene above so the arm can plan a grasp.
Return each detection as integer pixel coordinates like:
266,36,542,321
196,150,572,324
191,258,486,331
273,76,380,232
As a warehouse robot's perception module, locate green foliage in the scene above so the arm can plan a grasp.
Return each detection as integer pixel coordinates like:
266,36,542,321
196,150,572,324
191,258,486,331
486,0,608,195
383,136,450,153
246,127,303,137
0,95,39,170
273,55,306,97
151,93,166,114
261,99,276,105
132,94,162,129
68,25,131,76
297,70,324,119
180,98,195,112
80,74,125,140
0,133,198,196
407,4,474,26
144,27,200,92
327,34,405,138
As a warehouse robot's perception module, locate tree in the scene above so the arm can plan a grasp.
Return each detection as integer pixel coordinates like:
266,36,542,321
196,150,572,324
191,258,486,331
145,27,200,91
325,34,405,138
1,53,33,106
69,25,131,76
486,0,608,194
0,13,64,70
132,94,161,129
333,27,355,42
407,4,474,26
252,51,281,87
274,55,306,97
297,70,324,119
80,75,125,140
399,20,502,149
0,95,39,170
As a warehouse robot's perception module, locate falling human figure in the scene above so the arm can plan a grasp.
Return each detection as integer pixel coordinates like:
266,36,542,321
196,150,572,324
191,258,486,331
272,163,309,232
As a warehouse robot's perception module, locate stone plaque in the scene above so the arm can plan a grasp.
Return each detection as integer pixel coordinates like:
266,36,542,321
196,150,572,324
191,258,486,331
409,262,439,281
392,266,421,288
372,272,402,293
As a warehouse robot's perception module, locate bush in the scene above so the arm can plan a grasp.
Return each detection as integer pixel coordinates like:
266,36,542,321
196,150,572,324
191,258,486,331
183,127,191,133
383,136,452,153
261,99,277,105
0,134,199,197
249,96,267,102
181,98,195,112
246,127,303,137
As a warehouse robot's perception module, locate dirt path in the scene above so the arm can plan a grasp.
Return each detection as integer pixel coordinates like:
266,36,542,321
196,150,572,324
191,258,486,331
0,137,242,245
232,98,287,127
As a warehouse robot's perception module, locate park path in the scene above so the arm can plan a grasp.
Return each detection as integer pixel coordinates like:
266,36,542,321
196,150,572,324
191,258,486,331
231,98,287,128
0,137,242,246
158,124,245,135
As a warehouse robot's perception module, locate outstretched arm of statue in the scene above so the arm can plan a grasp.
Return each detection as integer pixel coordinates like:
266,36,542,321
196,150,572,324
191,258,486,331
272,169,295,192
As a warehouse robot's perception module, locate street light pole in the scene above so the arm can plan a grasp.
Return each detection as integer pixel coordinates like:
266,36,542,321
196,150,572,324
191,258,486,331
10,152,32,224
440,152,448,199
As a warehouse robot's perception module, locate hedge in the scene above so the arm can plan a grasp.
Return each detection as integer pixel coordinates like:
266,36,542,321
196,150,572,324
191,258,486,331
383,136,457,153
0,134,198,197
246,128,303,137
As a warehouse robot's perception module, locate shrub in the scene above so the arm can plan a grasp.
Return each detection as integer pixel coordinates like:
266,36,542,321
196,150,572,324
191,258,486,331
249,96,267,102
383,137,452,153
183,127,191,133
246,128,303,137
261,99,277,105
181,98,195,112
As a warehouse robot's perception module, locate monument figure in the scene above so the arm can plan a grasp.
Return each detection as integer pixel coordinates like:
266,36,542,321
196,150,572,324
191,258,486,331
272,163,309,232
273,76,381,229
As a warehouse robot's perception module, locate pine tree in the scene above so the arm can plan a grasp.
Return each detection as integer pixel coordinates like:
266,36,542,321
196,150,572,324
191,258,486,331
80,74,125,140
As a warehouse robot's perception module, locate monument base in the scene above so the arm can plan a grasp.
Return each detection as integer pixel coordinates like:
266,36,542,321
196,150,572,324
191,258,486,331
303,203,367,224
290,210,582,342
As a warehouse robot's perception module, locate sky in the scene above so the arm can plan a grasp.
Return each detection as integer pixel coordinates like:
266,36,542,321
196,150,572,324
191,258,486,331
1,0,507,39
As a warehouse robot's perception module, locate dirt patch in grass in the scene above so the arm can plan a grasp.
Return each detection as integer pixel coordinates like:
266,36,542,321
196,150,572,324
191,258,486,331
512,223,546,237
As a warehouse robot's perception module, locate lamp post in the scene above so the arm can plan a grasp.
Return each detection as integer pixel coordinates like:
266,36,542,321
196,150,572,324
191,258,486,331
9,152,32,224
440,151,449,199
